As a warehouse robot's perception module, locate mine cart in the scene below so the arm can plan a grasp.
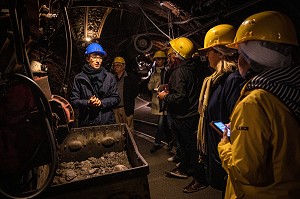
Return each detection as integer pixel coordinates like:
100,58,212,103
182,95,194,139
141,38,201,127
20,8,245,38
42,124,150,199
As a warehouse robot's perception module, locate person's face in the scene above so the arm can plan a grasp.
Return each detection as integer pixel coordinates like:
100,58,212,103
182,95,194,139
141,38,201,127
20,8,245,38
237,54,251,78
167,52,176,64
206,48,221,69
87,53,103,69
155,57,165,67
113,62,125,74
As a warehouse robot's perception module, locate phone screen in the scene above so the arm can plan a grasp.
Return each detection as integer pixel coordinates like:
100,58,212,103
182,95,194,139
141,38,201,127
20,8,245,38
213,121,231,137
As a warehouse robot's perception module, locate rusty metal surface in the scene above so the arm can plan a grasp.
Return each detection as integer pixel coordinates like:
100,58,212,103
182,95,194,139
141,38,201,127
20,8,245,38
59,124,126,162
43,123,150,199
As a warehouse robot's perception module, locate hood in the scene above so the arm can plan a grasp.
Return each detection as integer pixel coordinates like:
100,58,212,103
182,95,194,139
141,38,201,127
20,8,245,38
246,65,300,122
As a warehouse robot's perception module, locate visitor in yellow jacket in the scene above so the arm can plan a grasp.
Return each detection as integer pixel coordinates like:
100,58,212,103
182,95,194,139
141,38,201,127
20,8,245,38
218,11,300,198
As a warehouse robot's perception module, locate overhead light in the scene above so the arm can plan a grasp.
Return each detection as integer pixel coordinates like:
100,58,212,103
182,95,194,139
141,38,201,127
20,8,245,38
85,37,91,42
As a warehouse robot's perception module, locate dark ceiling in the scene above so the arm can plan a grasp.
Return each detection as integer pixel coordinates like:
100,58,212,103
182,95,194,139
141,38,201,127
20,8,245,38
0,0,299,95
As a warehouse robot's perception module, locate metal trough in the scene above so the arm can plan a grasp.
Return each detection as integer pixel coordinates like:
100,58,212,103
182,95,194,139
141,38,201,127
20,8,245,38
43,123,150,199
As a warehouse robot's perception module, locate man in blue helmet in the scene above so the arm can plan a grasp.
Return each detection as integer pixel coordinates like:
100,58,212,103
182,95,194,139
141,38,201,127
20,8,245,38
70,42,120,127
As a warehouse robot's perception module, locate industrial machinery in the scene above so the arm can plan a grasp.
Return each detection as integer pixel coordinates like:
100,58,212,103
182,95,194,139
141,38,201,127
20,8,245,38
43,124,150,199
1,0,298,198
0,1,150,198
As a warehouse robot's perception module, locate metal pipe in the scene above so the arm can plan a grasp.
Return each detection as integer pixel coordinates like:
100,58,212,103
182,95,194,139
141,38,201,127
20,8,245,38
8,0,33,79
59,0,72,98
182,0,264,38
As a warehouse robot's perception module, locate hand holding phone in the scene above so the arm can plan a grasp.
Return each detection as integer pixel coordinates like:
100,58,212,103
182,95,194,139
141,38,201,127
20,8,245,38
209,121,231,138
155,84,169,92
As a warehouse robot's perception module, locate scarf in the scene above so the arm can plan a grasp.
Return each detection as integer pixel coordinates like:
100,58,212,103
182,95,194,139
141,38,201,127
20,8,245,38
245,66,300,122
82,64,104,95
197,71,224,154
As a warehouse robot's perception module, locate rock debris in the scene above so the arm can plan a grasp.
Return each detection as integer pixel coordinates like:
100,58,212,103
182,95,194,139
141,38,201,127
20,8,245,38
52,151,131,185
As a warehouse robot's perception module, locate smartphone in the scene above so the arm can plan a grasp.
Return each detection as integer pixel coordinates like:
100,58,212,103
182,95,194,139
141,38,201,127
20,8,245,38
209,121,231,138
154,84,169,92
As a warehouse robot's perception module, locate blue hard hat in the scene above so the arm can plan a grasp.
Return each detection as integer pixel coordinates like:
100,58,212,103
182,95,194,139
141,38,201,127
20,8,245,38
85,43,107,56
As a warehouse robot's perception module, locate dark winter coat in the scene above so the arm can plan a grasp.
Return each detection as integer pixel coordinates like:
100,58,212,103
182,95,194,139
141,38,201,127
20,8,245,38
70,64,120,127
164,58,212,119
115,71,139,116
207,70,244,191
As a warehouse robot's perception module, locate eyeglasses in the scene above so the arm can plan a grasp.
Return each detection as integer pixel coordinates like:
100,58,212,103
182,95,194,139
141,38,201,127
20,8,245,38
90,55,103,60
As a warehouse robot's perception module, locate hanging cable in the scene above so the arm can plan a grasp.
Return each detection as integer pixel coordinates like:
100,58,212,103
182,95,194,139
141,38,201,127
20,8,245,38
173,12,217,25
8,0,33,79
59,0,72,98
181,0,264,38
128,1,171,40
168,10,174,39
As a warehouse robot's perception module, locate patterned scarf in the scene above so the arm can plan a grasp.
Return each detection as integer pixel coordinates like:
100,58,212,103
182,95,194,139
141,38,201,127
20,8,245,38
246,65,300,122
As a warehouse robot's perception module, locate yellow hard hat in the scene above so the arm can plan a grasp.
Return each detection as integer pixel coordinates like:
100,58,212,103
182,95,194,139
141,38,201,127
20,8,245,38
113,56,125,64
169,37,195,59
228,11,298,48
199,24,236,51
153,50,166,59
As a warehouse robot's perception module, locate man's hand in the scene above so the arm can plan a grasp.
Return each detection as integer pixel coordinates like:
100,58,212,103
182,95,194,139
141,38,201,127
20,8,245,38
157,90,169,100
88,95,101,107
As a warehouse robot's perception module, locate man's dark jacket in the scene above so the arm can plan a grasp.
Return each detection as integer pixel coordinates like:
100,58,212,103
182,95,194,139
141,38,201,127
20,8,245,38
70,65,120,127
116,71,139,116
164,58,212,119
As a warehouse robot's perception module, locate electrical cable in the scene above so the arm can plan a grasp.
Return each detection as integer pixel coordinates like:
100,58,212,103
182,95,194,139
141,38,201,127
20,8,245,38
168,11,174,39
8,0,33,79
127,1,171,40
181,0,264,38
59,0,73,98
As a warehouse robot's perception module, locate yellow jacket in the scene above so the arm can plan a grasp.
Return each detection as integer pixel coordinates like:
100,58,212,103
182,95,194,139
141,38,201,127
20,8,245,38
218,88,300,199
